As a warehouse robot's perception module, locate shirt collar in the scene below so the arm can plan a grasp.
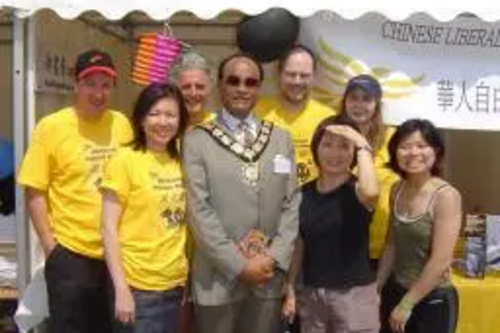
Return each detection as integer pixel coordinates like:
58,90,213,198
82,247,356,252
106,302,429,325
221,109,258,133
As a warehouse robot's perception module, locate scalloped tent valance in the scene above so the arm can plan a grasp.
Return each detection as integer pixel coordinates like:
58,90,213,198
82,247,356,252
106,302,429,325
1,0,499,21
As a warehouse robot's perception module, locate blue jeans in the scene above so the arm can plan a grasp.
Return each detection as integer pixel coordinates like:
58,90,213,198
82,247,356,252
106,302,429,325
115,287,184,333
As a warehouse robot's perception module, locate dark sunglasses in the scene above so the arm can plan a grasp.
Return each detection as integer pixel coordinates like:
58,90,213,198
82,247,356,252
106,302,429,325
225,75,261,88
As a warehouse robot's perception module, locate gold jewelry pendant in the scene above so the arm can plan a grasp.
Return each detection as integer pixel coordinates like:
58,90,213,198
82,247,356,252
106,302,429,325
242,162,259,186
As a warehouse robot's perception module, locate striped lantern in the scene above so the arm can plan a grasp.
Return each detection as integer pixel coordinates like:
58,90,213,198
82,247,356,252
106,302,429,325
132,33,182,86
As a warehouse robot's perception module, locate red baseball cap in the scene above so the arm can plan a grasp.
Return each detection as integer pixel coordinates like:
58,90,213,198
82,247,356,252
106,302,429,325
75,49,117,80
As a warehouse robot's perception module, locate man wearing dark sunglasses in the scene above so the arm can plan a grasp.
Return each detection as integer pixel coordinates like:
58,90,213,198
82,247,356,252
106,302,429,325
183,54,300,333
256,45,336,186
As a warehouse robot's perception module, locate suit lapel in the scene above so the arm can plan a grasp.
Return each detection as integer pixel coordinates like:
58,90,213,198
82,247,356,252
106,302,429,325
198,116,273,163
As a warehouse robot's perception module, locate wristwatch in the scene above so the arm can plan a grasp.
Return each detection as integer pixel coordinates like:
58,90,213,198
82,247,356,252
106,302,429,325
356,144,374,154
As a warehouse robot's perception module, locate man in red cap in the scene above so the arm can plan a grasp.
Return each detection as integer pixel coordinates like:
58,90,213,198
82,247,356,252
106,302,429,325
18,49,132,333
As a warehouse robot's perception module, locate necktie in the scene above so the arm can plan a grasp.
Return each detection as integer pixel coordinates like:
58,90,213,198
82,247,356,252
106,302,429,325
238,121,254,147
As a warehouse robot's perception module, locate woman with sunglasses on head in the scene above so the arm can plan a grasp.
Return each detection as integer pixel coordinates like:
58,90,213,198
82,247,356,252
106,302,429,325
100,83,190,333
282,115,380,333
338,75,399,267
377,119,461,333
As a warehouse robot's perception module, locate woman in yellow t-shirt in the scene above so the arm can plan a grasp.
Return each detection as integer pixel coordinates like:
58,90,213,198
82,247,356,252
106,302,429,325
338,75,399,264
101,83,190,333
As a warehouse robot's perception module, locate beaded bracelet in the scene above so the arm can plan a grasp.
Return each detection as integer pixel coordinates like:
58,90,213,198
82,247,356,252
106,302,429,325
396,295,415,314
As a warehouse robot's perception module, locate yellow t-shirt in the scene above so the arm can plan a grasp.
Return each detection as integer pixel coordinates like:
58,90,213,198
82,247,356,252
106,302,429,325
18,107,132,259
255,96,335,185
369,127,399,259
101,147,188,291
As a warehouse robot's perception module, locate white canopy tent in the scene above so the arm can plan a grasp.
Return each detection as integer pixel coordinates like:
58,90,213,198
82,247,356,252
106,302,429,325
3,0,500,21
1,0,499,294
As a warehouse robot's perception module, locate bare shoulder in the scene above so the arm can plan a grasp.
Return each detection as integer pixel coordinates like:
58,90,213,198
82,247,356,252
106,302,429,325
433,180,462,217
434,180,461,203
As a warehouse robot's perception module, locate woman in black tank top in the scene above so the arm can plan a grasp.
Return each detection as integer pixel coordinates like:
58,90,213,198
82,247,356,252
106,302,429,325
281,115,380,333
377,119,462,333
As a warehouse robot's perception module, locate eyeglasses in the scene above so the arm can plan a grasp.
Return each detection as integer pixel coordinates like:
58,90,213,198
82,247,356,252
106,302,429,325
282,71,313,82
225,75,261,88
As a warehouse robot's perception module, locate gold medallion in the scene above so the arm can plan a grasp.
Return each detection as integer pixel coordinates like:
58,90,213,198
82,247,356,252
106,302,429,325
242,162,259,186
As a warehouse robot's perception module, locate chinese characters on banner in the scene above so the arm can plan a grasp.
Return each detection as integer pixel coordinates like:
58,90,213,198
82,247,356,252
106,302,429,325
36,47,74,94
437,80,500,113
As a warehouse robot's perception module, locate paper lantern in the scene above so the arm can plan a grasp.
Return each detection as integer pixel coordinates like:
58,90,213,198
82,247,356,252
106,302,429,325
132,33,182,86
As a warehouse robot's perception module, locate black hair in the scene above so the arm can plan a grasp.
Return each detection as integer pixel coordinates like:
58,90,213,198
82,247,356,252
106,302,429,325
311,114,361,169
387,118,445,178
130,83,189,159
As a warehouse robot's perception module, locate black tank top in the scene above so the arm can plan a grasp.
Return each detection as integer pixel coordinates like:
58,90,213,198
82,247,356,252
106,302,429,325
299,177,375,289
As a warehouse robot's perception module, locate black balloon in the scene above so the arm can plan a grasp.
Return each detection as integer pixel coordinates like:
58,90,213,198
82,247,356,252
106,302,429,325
236,8,300,63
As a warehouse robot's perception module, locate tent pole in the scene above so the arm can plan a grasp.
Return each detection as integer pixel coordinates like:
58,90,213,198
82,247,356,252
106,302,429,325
13,12,30,294
26,14,40,278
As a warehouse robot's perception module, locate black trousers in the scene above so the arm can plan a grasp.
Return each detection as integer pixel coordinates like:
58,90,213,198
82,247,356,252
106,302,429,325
380,277,459,333
44,244,113,333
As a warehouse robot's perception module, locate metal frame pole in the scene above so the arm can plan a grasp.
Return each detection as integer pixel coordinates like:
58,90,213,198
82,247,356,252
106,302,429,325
13,12,30,294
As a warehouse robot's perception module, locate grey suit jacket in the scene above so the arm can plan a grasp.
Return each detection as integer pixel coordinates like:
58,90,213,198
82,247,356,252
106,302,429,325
183,115,300,306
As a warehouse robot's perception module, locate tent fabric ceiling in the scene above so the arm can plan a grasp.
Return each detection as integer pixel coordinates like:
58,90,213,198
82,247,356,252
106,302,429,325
0,0,499,21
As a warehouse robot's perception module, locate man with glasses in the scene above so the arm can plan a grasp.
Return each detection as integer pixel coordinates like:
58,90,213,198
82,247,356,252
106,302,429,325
18,49,132,333
256,45,335,185
183,54,300,333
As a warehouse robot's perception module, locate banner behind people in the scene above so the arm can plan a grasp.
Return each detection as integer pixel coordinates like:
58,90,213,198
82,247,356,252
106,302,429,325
300,12,500,130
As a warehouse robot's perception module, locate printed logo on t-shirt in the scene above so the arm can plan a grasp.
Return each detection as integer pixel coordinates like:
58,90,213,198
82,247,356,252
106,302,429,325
81,143,118,189
149,171,186,229
295,140,313,184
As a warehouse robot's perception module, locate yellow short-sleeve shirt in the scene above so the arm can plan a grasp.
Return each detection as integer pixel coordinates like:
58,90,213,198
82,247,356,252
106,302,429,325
18,107,133,258
101,147,188,291
369,127,399,259
255,96,336,185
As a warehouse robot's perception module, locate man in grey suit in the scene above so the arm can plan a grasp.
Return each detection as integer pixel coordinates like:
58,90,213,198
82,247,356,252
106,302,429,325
183,54,300,333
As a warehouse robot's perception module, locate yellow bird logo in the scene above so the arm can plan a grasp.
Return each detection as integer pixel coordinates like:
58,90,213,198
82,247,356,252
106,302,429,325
312,38,426,108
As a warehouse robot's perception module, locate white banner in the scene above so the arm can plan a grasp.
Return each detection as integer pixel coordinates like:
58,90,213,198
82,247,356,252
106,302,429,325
300,12,500,130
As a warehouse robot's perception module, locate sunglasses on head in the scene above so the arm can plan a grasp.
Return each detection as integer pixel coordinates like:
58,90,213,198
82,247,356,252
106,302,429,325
225,75,261,88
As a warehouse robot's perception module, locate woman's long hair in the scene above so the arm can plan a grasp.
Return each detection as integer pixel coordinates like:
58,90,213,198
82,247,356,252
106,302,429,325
339,97,387,153
130,83,189,159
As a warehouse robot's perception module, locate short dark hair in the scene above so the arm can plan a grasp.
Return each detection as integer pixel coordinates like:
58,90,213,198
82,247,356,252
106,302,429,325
310,114,361,169
387,118,445,178
130,83,189,159
217,53,264,83
277,44,317,72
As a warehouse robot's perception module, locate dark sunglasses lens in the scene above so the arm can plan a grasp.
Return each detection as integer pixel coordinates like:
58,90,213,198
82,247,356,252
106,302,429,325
225,76,240,86
244,78,260,88
225,76,260,88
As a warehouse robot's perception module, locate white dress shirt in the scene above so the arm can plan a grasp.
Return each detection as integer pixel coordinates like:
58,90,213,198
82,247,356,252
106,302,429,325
220,109,259,146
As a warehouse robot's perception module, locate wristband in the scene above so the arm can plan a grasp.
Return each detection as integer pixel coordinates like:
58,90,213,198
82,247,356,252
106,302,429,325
356,144,373,154
397,296,415,313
